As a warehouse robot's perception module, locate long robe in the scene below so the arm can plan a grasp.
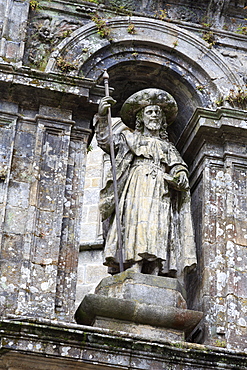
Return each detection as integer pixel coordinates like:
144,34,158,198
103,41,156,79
95,120,197,277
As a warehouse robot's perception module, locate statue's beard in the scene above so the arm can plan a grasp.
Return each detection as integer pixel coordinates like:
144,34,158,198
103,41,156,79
144,120,161,130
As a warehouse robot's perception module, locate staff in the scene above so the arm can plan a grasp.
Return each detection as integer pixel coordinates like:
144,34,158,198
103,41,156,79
103,70,124,273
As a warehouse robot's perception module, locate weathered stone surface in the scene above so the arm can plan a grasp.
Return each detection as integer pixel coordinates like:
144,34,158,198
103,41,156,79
75,249,108,312
0,64,104,321
0,0,247,366
0,62,104,115
1,318,247,370
46,15,244,141
0,0,29,64
76,292,203,332
178,107,247,350
94,317,185,341
76,271,203,341
95,270,187,307
95,89,197,277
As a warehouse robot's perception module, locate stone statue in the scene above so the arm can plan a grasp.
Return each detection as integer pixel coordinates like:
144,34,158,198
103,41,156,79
94,88,197,278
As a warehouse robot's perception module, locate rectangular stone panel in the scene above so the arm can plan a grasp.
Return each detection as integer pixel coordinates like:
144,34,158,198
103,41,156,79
55,128,89,320
0,112,18,228
0,112,18,307
32,121,71,264
15,116,73,318
233,165,247,246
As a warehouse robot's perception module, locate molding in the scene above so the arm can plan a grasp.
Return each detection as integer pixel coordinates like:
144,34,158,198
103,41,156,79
177,107,247,160
71,126,91,141
0,62,105,111
79,240,104,251
46,16,242,92
1,318,247,369
0,62,101,91
75,293,203,331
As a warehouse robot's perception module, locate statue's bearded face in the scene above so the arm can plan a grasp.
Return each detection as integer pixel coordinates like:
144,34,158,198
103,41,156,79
142,105,163,131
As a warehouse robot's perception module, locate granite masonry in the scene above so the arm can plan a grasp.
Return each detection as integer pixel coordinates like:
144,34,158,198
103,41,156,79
0,0,247,369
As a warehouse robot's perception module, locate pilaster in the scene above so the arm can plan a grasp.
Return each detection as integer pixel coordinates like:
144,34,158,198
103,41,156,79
178,107,247,350
0,0,30,65
0,104,92,321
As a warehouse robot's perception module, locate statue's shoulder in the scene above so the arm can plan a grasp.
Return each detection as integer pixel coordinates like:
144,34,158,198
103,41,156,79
119,126,135,139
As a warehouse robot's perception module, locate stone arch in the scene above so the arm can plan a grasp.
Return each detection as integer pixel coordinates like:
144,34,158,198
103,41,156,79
46,16,242,139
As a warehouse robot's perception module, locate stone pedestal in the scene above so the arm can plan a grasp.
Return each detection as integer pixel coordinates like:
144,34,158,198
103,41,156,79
75,270,203,341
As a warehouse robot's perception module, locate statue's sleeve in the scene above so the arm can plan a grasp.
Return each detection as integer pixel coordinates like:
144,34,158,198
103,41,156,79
93,114,120,154
98,128,133,221
167,143,188,175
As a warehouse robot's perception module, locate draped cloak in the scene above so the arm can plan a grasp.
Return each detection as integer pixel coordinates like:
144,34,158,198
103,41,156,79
95,121,197,277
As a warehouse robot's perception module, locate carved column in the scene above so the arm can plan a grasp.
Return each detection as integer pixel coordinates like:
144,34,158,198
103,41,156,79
178,107,247,350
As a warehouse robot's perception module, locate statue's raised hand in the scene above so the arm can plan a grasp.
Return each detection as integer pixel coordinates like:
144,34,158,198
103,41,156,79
98,96,116,116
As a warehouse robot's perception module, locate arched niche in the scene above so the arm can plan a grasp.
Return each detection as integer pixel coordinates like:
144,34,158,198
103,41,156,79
46,16,242,141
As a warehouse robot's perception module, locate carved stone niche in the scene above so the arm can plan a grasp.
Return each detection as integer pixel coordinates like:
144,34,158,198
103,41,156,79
75,270,203,341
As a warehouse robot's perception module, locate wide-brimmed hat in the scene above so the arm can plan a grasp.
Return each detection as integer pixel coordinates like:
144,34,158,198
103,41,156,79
120,88,178,129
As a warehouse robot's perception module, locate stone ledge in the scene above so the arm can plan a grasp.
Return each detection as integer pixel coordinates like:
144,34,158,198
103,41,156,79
0,318,247,370
177,107,247,160
80,241,104,251
0,62,104,113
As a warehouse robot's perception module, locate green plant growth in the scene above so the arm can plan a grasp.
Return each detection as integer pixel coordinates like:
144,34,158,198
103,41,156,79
154,9,167,20
236,25,247,35
196,85,205,92
215,96,224,106
226,88,247,107
214,339,226,348
91,14,112,39
202,31,215,48
108,0,133,13
87,144,93,153
56,56,78,72
30,0,41,11
200,15,212,28
201,22,212,28
62,29,73,38
127,23,136,34
117,5,131,13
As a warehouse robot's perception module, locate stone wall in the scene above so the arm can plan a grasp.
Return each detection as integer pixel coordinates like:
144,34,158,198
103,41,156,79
0,0,247,368
75,136,108,309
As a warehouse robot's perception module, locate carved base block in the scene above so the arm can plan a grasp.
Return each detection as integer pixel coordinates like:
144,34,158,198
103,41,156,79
75,271,203,340
95,269,187,308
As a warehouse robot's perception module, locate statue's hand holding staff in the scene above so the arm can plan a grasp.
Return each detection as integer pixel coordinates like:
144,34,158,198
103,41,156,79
98,96,116,116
